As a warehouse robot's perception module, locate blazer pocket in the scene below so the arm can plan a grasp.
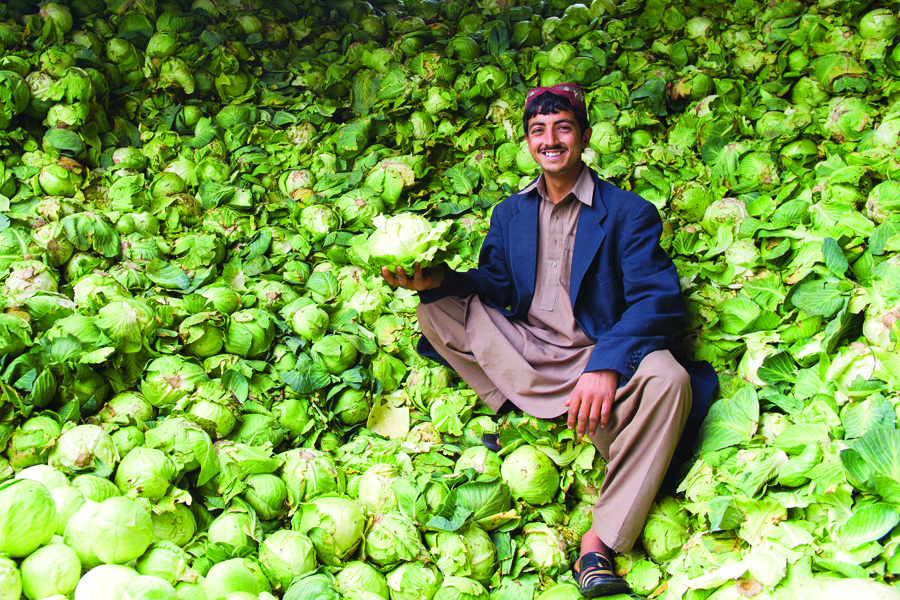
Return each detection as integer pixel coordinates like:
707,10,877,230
593,265,616,286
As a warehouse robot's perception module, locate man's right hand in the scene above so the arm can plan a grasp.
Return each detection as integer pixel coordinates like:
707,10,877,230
381,263,444,291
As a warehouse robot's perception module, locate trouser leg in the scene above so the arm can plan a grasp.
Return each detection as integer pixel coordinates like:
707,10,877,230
587,350,692,554
416,297,508,412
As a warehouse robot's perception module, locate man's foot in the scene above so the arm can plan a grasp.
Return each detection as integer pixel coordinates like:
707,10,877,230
482,433,501,452
572,551,631,598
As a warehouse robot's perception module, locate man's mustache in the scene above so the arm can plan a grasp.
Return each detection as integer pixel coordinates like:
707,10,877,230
538,146,568,152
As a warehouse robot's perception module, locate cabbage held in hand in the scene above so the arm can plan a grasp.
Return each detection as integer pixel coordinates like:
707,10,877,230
350,213,452,274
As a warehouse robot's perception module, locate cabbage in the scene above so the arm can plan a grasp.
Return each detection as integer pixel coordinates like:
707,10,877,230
49,425,119,473
334,561,389,599
641,497,692,563
20,543,82,599
312,335,359,374
859,8,900,39
292,496,365,567
363,511,427,568
349,213,452,275
358,463,401,513
150,504,196,548
123,575,178,600
280,449,346,507
454,447,502,480
73,565,139,600
206,559,259,600
241,474,288,520
224,309,276,358
434,576,489,600
135,542,189,585
140,356,210,408
500,445,560,505
4,260,58,301
521,523,567,573
115,447,178,499
0,479,58,557
7,414,62,470
68,496,154,565
385,562,442,600
259,530,316,592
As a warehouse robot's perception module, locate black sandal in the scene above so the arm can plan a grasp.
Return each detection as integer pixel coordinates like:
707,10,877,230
482,433,501,452
572,552,631,598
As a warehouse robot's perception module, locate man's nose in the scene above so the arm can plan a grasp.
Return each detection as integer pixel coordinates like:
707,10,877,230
546,128,558,146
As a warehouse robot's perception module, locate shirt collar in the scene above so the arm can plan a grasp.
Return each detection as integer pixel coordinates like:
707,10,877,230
521,163,594,207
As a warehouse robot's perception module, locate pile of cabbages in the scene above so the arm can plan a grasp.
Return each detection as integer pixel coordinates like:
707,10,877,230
1,0,900,599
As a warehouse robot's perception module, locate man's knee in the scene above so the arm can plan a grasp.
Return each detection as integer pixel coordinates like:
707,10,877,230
658,362,690,394
416,297,468,350
640,352,692,413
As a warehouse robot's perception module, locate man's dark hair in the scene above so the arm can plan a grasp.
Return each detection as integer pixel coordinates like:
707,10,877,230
523,92,589,136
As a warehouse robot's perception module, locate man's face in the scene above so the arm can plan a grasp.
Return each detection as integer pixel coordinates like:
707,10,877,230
524,109,591,178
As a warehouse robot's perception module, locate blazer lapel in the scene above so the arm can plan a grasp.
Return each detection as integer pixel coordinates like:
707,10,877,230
508,192,539,308
571,172,608,305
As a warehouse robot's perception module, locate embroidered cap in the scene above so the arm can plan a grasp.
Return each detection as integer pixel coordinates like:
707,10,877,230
524,84,587,113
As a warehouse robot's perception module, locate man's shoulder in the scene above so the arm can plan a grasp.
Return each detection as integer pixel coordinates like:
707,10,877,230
594,176,656,214
492,184,536,218
587,176,661,230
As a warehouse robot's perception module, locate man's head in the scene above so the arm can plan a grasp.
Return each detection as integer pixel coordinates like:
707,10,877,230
523,84,591,179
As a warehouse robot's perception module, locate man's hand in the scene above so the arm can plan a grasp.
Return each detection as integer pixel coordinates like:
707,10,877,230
380,263,444,292
565,370,619,437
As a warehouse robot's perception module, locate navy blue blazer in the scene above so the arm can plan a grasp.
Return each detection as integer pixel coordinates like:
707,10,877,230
417,168,717,452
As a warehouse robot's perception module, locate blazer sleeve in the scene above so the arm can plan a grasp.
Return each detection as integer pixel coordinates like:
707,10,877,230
584,201,686,379
418,203,516,311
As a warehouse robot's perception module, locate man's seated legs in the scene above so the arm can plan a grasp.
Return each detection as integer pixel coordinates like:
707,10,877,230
417,296,509,412
586,350,692,557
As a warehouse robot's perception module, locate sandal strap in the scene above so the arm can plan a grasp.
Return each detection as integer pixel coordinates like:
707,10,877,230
576,552,616,587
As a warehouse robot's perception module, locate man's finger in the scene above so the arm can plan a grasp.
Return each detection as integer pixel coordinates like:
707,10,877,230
412,264,429,289
395,266,409,287
577,396,593,437
381,267,398,286
588,397,602,436
567,396,581,430
600,395,614,428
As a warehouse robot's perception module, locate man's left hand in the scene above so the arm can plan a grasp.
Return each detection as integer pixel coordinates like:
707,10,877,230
565,370,619,437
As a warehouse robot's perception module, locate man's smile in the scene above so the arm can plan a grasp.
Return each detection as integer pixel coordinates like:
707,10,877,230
540,147,567,159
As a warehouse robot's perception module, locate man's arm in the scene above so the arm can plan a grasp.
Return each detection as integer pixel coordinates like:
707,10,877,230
585,200,685,378
385,203,518,311
568,200,685,436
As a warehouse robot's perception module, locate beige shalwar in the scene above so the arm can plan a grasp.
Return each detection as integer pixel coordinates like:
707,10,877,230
416,167,691,553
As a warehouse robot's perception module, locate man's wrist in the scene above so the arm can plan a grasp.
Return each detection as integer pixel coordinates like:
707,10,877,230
585,369,622,384
427,264,445,290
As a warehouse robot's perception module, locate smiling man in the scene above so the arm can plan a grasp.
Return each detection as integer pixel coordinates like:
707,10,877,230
382,84,716,598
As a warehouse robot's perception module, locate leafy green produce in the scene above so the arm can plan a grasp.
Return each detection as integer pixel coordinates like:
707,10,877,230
349,213,453,275
0,0,899,597
20,543,81,600
73,565,139,600
0,479,57,557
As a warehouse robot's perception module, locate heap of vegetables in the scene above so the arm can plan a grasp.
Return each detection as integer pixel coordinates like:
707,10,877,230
1,0,900,599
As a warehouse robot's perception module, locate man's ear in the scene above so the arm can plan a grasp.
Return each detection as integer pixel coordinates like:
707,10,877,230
582,127,592,149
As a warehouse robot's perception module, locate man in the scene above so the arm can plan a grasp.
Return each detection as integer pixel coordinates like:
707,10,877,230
382,84,716,598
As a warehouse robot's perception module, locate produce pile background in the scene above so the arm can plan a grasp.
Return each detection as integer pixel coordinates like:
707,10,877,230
1,0,900,598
